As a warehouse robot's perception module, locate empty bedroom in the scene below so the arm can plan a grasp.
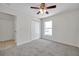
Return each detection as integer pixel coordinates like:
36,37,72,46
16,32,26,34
0,3,79,56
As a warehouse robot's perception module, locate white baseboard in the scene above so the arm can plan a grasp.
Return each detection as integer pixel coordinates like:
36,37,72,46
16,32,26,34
17,38,39,46
52,39,79,48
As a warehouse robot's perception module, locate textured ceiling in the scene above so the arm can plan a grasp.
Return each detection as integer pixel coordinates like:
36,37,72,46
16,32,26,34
1,3,79,18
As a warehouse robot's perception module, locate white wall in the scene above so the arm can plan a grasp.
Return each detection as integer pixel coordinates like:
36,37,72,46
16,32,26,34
0,4,40,45
41,9,79,47
53,9,79,47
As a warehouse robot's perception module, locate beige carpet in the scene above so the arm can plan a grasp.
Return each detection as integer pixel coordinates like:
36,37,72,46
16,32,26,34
0,39,79,56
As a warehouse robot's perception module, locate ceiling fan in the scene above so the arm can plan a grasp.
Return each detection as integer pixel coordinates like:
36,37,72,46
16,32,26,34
30,3,56,14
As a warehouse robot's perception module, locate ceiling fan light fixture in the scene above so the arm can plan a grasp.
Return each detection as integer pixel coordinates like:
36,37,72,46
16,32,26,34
30,3,56,14
40,9,47,14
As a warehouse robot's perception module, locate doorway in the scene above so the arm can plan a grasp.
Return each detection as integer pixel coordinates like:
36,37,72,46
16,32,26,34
0,12,16,49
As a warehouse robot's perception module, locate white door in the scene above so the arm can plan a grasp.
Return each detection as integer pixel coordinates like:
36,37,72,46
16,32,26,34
31,20,40,40
0,13,15,41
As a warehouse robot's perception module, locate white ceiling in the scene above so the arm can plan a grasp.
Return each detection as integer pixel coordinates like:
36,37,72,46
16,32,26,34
1,3,79,18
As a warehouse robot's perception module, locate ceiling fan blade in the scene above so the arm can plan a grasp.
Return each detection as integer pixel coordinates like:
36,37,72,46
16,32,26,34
46,11,49,14
30,7,39,9
47,5,56,9
37,11,40,14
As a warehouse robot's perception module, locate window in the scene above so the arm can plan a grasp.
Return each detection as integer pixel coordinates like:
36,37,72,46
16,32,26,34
44,20,52,35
